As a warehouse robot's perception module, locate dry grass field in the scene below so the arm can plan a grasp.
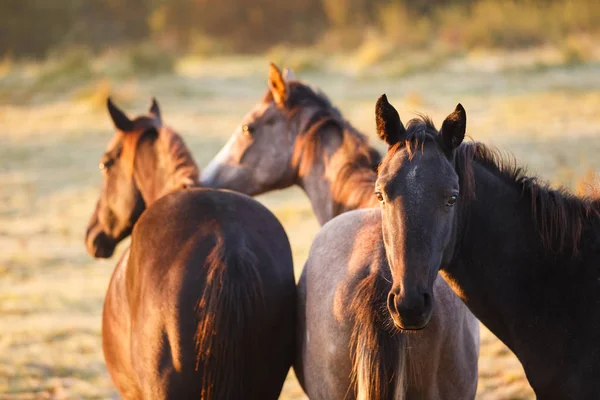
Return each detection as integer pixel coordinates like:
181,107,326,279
1,52,599,399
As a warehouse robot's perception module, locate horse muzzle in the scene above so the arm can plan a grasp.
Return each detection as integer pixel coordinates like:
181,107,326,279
85,225,117,259
387,288,433,330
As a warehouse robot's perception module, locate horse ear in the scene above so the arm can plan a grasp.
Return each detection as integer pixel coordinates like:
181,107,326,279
268,62,289,106
283,67,296,81
107,97,134,132
375,94,406,147
149,97,161,120
440,103,466,151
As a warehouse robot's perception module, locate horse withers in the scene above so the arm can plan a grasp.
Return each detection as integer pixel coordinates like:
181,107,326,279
85,98,296,399
374,94,600,398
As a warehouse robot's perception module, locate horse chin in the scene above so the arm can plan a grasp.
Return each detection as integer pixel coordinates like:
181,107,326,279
389,309,432,331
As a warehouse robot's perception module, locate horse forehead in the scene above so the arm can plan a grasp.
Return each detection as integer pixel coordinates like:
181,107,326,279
247,101,274,122
381,148,451,193
397,163,428,203
104,132,123,153
381,147,432,178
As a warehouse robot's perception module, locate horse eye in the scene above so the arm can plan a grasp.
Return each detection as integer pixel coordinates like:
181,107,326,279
446,194,458,207
242,124,254,136
375,191,384,202
99,158,114,171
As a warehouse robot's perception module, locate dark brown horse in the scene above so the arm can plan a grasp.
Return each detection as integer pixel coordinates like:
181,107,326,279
85,98,296,399
374,94,600,398
202,65,480,399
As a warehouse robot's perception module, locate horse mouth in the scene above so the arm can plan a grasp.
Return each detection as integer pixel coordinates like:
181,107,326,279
85,227,117,259
389,311,431,331
92,242,116,258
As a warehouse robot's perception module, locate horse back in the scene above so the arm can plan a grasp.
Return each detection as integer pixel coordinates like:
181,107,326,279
125,188,296,399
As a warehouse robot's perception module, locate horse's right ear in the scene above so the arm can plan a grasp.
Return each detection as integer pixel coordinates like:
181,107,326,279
107,97,134,132
283,67,296,81
268,62,289,106
375,94,406,147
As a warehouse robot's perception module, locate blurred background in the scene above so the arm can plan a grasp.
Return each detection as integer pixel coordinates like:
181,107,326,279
1,0,599,398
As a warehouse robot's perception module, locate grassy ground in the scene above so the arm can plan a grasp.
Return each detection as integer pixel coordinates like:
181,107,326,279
1,52,599,399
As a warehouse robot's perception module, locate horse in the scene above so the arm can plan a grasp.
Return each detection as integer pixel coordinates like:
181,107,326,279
85,98,296,399
201,63,380,224
373,94,600,398
201,64,480,399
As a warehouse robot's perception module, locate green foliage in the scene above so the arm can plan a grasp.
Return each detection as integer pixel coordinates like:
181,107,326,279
436,0,600,50
1,0,600,59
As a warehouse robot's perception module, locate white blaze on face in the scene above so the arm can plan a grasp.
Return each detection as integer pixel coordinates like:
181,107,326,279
406,164,426,204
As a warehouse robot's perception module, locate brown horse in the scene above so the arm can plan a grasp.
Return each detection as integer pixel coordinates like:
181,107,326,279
85,98,296,399
202,65,479,399
374,94,600,398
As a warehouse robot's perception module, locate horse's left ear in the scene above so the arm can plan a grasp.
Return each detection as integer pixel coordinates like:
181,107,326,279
440,103,467,151
149,97,161,120
440,103,466,151
268,62,289,106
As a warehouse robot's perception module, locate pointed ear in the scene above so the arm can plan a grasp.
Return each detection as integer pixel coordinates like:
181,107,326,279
107,97,134,132
283,67,296,81
268,62,289,106
149,97,161,120
440,103,466,151
375,94,406,147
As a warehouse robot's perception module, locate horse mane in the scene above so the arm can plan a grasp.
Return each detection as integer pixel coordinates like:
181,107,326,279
382,114,600,256
119,122,200,202
349,271,407,399
195,229,264,398
266,81,381,213
329,126,380,215
456,142,600,256
156,125,200,189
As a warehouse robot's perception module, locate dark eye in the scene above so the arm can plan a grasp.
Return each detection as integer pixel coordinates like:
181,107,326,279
446,194,458,207
242,124,254,136
375,191,384,202
99,158,114,172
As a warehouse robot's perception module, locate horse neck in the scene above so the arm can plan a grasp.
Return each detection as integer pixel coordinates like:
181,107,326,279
441,161,599,390
133,128,199,206
295,121,378,225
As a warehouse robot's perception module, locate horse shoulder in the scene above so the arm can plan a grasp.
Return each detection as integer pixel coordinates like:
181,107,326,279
298,209,385,399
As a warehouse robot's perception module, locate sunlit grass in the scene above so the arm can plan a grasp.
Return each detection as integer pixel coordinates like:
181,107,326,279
1,53,599,399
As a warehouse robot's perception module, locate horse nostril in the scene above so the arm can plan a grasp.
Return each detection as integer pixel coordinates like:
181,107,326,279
387,287,433,330
387,291,399,315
